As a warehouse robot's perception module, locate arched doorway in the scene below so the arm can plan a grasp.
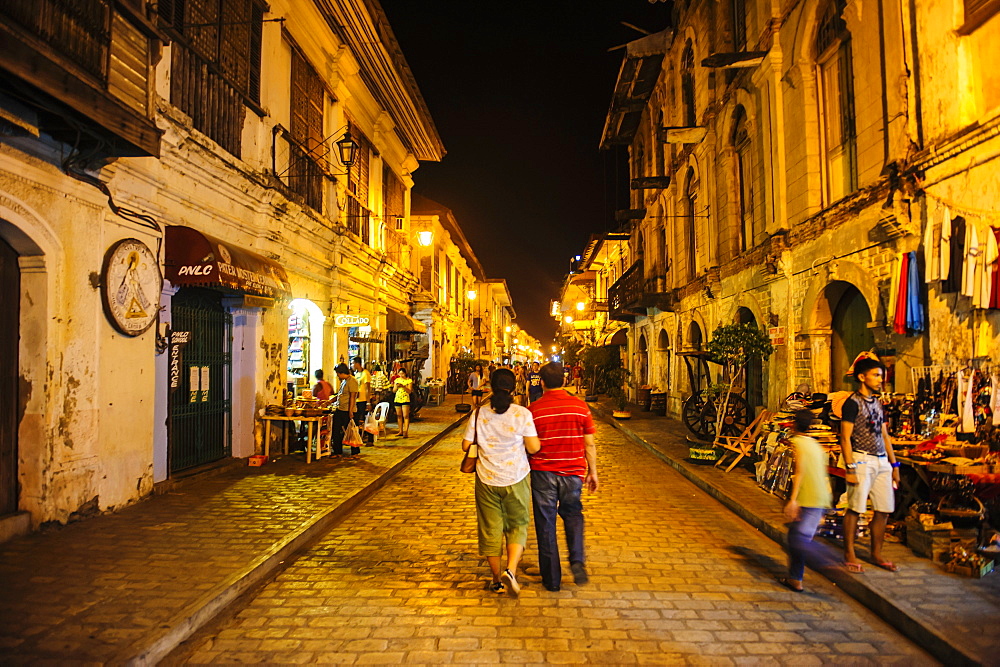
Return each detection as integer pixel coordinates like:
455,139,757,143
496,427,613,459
637,334,649,386
737,307,764,409
830,284,874,391
657,328,671,390
0,236,19,515
688,321,708,393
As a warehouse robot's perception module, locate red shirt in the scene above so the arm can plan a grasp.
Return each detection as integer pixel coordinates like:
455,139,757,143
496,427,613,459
528,389,596,477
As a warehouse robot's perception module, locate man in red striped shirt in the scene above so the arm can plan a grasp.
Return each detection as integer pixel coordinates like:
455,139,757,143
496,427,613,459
528,362,598,591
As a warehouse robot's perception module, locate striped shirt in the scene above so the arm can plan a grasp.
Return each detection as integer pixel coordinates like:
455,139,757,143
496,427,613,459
528,389,596,477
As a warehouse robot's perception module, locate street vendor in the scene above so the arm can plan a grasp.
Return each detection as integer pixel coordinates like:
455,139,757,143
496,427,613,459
840,356,901,573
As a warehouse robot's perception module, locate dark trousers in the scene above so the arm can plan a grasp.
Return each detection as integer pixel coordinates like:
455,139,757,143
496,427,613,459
354,403,371,444
531,470,585,590
332,409,360,456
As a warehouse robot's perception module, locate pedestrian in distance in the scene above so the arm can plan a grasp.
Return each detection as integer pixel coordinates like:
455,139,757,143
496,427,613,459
528,362,598,591
468,364,485,406
331,363,360,457
352,357,372,444
572,362,583,394
392,367,413,438
840,357,901,573
778,409,833,593
527,361,543,405
461,368,540,597
513,364,528,407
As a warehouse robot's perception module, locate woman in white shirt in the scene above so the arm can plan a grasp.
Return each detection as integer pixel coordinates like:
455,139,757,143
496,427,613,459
461,368,540,597
468,364,484,406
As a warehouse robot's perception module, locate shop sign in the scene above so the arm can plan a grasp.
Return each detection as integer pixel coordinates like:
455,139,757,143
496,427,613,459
169,331,190,392
334,313,370,327
768,326,785,346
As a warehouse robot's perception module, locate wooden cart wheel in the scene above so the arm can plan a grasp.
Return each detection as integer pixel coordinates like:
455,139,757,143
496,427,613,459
682,392,751,440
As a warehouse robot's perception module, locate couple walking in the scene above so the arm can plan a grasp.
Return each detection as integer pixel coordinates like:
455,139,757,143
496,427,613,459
460,363,598,595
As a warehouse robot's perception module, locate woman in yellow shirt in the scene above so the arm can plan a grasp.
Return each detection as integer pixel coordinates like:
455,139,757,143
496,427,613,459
779,409,833,593
392,367,413,438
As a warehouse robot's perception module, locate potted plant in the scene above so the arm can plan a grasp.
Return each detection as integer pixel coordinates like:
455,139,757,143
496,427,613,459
606,366,633,419
704,322,774,443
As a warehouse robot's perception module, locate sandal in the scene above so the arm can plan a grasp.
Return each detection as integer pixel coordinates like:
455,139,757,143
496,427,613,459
873,561,899,572
844,561,865,574
776,577,803,593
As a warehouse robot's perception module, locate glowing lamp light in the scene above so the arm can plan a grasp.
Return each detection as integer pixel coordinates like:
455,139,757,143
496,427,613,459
467,289,478,300
336,132,359,167
576,301,586,311
505,326,511,333
416,230,434,247
551,345,557,352
564,315,574,324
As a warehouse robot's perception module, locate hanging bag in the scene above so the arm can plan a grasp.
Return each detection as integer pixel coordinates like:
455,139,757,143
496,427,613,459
363,412,379,435
460,407,481,474
343,420,364,447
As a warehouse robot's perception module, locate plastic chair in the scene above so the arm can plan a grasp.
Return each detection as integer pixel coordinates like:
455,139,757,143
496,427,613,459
371,402,390,444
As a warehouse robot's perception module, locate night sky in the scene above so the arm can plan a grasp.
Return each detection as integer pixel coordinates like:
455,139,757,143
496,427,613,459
379,1,674,345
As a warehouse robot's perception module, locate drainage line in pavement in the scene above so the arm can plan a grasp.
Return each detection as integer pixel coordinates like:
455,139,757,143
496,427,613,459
594,408,980,667
118,412,471,667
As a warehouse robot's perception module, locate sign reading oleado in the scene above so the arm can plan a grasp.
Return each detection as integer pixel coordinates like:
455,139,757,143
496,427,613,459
334,314,370,327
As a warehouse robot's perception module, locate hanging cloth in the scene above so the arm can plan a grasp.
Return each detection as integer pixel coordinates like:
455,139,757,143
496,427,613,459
991,227,1000,309
979,226,998,309
939,207,952,284
894,252,909,335
957,369,969,430
942,216,966,293
962,222,980,298
993,373,1000,426
905,251,925,333
961,370,976,434
924,209,939,282
888,253,901,327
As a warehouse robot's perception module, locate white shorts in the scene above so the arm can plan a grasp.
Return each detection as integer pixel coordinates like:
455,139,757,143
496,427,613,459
844,452,895,514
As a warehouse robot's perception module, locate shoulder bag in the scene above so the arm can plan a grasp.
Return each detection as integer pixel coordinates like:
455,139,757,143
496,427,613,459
460,406,481,473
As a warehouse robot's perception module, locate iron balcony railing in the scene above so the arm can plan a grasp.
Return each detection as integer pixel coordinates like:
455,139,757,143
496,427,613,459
609,259,676,322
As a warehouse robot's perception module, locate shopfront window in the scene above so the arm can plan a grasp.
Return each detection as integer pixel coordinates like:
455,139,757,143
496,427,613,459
287,299,324,393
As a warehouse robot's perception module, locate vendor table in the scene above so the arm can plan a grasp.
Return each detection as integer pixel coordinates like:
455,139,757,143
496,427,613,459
259,413,330,463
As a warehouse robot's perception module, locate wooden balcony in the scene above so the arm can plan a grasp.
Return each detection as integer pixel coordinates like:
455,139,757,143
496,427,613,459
0,0,161,156
608,260,676,322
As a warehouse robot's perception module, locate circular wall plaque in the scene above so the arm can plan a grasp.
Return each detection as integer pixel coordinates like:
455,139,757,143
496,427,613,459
101,238,162,336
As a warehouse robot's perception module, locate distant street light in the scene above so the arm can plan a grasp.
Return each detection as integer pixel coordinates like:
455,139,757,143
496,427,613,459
467,289,478,300
416,230,434,246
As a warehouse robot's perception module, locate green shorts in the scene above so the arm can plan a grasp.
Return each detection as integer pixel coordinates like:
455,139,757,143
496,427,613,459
474,475,531,557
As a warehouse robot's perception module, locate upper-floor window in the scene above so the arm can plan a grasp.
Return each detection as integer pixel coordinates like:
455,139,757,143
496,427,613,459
681,42,697,127
658,227,669,275
288,45,324,212
815,0,857,204
160,0,264,158
684,168,699,280
733,0,747,51
732,106,758,251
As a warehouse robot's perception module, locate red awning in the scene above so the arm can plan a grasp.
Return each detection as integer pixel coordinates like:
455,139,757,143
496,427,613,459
164,226,291,299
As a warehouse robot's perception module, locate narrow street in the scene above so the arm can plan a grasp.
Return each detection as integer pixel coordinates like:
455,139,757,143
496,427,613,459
170,422,933,665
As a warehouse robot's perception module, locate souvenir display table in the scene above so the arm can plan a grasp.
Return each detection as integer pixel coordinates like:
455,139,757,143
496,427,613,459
259,401,333,464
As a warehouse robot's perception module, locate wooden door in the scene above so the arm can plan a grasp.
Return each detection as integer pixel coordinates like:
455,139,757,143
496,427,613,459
831,287,874,392
0,237,19,515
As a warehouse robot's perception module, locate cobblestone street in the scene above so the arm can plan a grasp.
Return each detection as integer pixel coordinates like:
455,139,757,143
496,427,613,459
171,422,934,665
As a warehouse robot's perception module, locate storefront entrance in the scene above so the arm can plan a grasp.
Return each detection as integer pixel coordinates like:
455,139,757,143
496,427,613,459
0,237,19,515
737,307,764,409
169,287,232,472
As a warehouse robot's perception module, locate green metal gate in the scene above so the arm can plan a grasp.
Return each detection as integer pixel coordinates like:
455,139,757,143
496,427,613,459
170,287,232,472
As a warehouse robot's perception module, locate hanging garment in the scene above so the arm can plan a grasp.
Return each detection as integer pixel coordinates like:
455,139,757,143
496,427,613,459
888,253,901,328
991,228,1000,309
894,252,909,335
942,216,966,293
905,251,925,333
939,207,952,284
962,222,980,298
961,370,976,434
978,227,999,309
957,370,970,431
924,210,939,282
993,374,1000,426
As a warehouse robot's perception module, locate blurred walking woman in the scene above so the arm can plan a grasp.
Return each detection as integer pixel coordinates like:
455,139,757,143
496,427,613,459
461,368,540,597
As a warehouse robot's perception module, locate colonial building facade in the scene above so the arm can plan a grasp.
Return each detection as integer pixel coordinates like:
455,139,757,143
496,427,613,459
0,0,445,534
591,0,999,417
